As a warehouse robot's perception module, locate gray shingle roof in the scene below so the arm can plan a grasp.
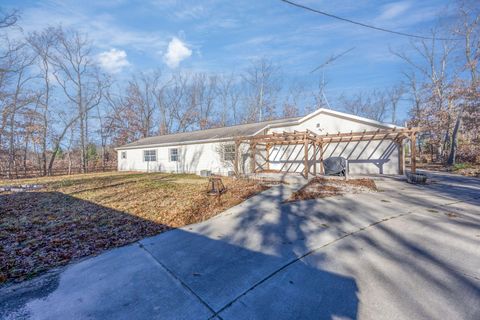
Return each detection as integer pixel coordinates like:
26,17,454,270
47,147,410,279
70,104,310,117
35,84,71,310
117,116,301,149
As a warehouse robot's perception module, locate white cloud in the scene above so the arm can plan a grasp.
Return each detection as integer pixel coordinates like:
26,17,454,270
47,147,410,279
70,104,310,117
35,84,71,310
98,48,130,73
17,4,168,53
163,37,192,68
378,1,411,20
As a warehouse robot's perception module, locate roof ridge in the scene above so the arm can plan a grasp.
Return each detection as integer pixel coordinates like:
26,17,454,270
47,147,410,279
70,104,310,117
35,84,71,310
137,116,301,141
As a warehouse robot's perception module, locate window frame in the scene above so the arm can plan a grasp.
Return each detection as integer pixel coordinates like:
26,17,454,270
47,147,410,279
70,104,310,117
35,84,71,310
169,148,179,162
143,149,157,162
223,144,236,162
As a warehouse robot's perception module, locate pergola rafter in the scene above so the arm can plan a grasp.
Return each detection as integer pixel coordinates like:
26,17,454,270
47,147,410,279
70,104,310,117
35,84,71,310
234,127,420,178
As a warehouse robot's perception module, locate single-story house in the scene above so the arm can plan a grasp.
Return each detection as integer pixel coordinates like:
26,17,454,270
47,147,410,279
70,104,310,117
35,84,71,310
116,108,408,176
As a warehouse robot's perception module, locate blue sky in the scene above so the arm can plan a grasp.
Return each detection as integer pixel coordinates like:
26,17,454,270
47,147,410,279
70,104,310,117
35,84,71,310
3,0,454,120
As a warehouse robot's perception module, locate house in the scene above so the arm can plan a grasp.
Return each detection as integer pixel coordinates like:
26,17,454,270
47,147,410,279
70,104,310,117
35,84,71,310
116,108,409,176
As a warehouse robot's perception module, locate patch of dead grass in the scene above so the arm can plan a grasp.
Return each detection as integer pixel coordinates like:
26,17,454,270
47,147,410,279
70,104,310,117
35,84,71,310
0,172,267,283
288,177,377,202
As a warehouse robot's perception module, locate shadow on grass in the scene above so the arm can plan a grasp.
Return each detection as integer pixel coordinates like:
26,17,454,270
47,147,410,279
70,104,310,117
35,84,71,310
0,191,170,283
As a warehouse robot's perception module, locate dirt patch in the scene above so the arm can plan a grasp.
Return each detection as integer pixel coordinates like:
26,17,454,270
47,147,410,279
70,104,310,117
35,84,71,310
287,177,377,202
0,172,268,283
257,169,282,173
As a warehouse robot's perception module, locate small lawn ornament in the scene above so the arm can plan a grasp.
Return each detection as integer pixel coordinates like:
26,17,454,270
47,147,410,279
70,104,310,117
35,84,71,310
208,177,226,196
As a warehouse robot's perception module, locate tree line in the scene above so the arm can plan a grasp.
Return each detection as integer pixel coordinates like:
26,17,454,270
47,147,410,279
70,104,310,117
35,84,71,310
0,1,478,178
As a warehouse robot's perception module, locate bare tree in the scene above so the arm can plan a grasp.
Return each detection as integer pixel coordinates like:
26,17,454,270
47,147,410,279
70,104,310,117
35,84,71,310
0,9,18,29
403,71,429,155
392,29,455,160
27,27,60,175
2,40,37,178
387,84,405,124
51,28,104,173
339,90,389,122
167,73,197,133
217,73,241,126
243,58,281,122
125,72,159,138
447,0,480,165
191,73,217,129
282,81,306,118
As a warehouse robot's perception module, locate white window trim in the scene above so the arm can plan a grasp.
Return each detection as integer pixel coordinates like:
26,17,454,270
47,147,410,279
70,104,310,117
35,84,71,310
169,148,179,162
143,149,157,162
223,144,236,162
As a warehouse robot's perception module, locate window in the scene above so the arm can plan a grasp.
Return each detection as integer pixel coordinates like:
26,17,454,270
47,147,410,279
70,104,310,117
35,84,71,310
143,150,157,162
223,144,236,161
121,151,127,159
169,148,178,162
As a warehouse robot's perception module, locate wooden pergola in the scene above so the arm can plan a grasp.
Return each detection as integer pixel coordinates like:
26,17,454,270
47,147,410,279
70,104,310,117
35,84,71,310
234,127,420,178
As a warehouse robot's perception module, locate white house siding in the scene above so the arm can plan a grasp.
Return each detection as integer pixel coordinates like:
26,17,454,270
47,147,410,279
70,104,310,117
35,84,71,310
117,110,402,176
118,142,246,175
265,111,400,175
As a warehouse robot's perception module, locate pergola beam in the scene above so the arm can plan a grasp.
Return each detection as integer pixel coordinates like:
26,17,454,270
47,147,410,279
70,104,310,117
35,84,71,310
234,127,421,176
238,129,418,145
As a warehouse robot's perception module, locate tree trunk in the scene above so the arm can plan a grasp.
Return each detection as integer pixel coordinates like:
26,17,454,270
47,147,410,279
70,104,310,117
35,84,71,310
67,152,72,175
41,65,50,176
47,143,60,176
447,107,463,165
79,112,86,173
7,113,15,179
47,117,78,175
23,136,29,176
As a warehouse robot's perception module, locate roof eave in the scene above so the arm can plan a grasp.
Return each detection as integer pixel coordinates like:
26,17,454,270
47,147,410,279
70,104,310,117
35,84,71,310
114,136,249,151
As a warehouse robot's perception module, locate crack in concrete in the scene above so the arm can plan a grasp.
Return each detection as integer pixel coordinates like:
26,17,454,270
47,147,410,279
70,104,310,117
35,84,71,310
139,244,222,320
211,193,480,318
139,190,479,320
210,212,412,318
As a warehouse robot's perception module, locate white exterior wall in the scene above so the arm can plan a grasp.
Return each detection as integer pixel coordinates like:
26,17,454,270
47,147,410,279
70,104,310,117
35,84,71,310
117,110,401,176
118,142,240,175
265,111,400,175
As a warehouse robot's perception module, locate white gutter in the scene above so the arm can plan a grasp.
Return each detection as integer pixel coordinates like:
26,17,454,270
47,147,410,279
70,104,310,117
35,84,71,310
114,136,247,151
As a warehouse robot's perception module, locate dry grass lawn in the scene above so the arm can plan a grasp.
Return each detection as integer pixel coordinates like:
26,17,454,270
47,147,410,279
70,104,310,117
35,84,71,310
0,172,268,283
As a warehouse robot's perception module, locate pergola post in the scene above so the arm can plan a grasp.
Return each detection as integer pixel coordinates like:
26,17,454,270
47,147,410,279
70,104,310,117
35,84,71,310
250,142,256,174
398,139,405,175
234,140,240,177
313,141,317,176
319,142,325,175
411,132,417,174
266,144,271,170
303,139,309,178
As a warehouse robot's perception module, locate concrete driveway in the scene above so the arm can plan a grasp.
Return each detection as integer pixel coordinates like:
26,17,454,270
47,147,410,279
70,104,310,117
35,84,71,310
1,172,479,320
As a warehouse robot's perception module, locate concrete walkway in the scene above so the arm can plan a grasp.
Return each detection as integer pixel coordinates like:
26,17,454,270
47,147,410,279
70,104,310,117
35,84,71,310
1,172,479,319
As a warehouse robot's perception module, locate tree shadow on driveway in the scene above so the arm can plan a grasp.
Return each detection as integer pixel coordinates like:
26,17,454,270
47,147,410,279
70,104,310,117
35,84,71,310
1,229,359,320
